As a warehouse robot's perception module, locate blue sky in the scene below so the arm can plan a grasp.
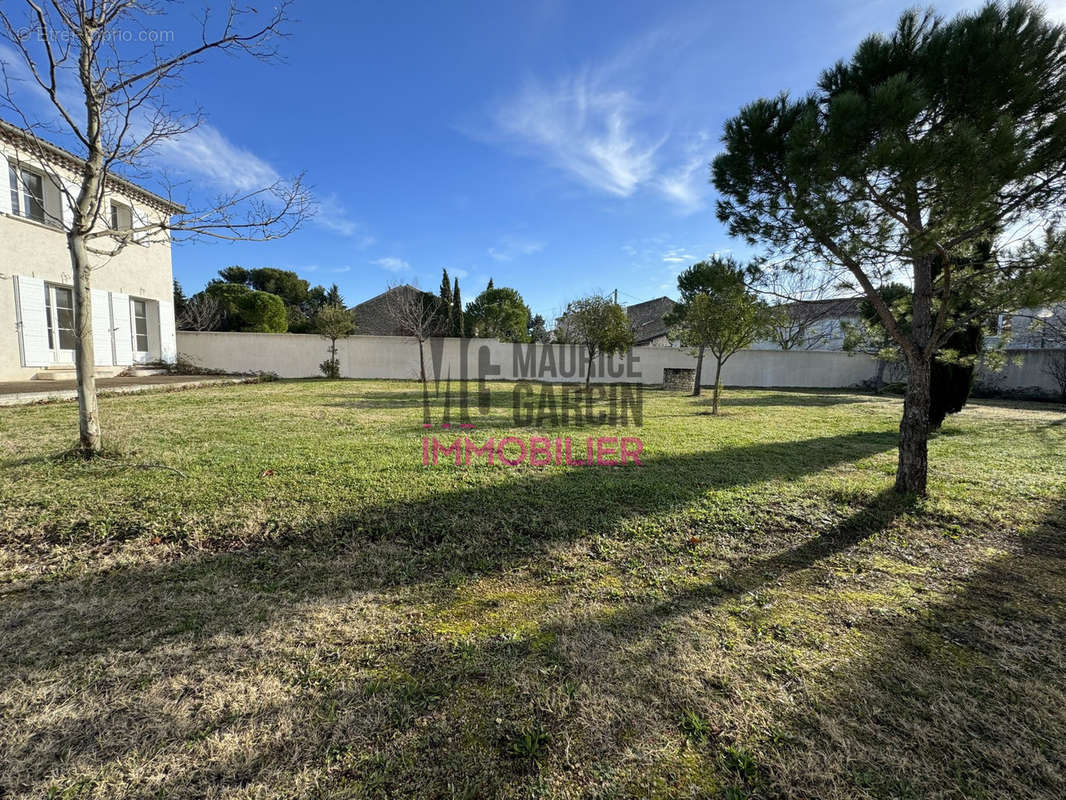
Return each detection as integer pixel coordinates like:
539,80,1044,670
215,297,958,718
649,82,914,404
6,0,1064,319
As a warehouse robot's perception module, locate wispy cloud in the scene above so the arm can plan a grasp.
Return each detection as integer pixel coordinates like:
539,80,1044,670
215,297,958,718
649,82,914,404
473,19,715,214
489,71,660,198
662,248,695,263
488,236,546,262
331,266,352,273
153,124,280,193
373,257,410,273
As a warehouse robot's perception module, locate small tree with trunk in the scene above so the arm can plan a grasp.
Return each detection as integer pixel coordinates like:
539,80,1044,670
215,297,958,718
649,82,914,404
712,1,1066,494
664,258,753,396
0,1,311,455
672,286,774,415
383,284,447,422
557,295,634,389
315,305,356,379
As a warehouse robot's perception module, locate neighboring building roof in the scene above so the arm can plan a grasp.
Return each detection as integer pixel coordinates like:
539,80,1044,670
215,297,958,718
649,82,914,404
778,296,863,322
0,118,186,214
626,296,678,345
350,284,423,336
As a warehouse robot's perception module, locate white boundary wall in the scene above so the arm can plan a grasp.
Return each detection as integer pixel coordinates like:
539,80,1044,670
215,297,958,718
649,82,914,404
176,332,1065,395
177,332,887,388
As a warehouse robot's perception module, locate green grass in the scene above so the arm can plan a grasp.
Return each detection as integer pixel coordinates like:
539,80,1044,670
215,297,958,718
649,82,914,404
1,380,1064,799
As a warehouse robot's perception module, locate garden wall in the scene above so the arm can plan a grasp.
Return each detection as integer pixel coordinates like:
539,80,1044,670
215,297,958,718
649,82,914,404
175,331,1064,396
176,331,881,388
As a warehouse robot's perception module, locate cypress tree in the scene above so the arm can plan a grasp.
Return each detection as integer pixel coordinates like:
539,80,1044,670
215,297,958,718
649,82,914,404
439,268,452,307
452,279,464,337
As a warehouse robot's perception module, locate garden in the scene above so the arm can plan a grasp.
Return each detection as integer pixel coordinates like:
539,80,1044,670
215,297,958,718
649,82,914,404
1,379,1064,798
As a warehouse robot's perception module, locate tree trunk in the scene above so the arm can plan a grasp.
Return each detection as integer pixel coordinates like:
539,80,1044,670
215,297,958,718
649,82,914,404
895,252,935,495
712,357,724,415
585,348,594,390
417,339,430,426
69,233,101,454
693,345,705,397
896,353,932,494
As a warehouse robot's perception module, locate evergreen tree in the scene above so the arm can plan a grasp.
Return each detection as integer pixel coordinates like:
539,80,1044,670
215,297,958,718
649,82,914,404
486,277,494,290
713,1,1066,494
451,278,463,337
324,283,344,308
440,268,452,307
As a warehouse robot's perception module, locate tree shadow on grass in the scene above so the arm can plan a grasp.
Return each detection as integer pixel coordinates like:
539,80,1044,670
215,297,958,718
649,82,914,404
1,429,903,797
694,390,886,409
756,496,1066,798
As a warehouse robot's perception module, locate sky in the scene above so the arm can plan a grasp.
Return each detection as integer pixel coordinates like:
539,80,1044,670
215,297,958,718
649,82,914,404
4,0,1066,320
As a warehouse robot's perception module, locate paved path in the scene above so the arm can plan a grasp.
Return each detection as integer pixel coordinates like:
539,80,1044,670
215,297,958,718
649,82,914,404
0,375,253,406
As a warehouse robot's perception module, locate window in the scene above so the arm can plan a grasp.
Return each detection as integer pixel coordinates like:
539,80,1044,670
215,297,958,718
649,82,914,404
110,200,133,231
45,285,76,352
132,299,149,353
9,161,45,223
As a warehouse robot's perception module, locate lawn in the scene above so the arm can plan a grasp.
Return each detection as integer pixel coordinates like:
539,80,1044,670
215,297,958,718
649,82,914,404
1,380,1065,799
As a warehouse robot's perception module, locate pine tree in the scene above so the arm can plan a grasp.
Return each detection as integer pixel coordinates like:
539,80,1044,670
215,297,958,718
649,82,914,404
452,279,464,338
486,277,494,291
439,268,452,307
324,283,344,308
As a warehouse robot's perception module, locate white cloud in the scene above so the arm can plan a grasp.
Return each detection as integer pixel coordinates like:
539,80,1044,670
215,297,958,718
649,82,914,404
331,266,352,273
488,71,661,198
373,257,410,273
662,248,695,263
153,124,280,193
487,236,546,262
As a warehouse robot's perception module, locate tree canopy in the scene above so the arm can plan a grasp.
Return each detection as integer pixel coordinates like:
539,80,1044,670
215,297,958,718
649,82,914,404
712,1,1066,493
465,286,532,342
557,295,635,387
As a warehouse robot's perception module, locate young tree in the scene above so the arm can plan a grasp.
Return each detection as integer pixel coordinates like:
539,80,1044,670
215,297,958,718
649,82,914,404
383,284,447,422
558,295,635,389
0,2,311,455
315,305,356,379
673,287,774,415
177,292,222,332
664,258,751,396
712,2,1066,494
465,286,531,342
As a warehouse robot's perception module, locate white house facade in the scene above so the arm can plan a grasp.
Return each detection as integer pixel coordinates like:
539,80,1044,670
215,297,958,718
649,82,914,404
0,122,182,382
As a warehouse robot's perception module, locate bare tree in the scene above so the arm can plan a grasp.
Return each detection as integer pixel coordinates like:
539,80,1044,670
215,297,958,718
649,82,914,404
750,263,853,350
0,1,312,454
178,292,222,331
382,283,447,422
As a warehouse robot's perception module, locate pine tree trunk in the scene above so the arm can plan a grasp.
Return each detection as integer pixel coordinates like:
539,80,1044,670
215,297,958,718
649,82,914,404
712,357,724,415
895,252,935,495
693,345,705,397
69,232,101,454
896,354,931,494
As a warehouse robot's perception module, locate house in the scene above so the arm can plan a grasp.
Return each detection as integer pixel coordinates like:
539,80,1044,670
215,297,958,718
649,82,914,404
350,284,424,335
0,121,183,381
752,297,863,351
626,296,678,347
990,304,1066,350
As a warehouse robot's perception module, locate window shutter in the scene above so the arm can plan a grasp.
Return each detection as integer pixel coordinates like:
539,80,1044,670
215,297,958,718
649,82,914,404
13,275,50,367
91,289,113,366
111,292,133,366
158,300,177,363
